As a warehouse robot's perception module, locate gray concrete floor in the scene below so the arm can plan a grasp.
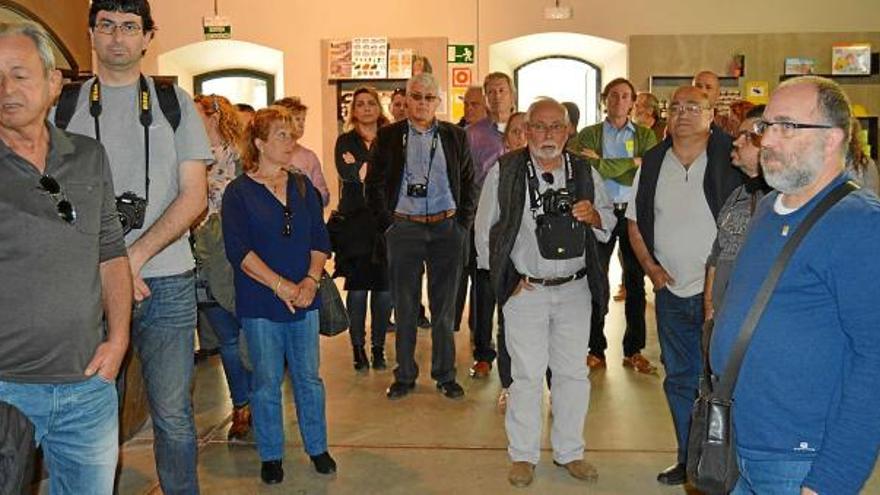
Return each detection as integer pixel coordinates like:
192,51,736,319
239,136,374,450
111,261,880,495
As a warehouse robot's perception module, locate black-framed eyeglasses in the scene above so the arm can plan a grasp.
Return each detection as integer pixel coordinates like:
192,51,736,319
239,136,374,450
93,20,144,36
735,129,762,147
408,92,439,103
39,175,76,224
753,120,833,138
282,206,292,236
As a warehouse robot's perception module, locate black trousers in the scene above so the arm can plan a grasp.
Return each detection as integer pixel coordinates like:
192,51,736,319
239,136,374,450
386,218,466,384
589,206,647,358
454,231,497,362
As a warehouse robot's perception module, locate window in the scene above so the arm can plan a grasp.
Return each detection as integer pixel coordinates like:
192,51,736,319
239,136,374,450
194,69,274,109
515,57,601,130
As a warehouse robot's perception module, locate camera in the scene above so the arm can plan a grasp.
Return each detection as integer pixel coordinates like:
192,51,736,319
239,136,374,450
116,191,147,234
407,183,428,198
541,188,575,216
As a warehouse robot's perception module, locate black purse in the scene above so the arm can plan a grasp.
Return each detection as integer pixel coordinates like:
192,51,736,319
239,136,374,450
318,272,350,337
686,181,856,494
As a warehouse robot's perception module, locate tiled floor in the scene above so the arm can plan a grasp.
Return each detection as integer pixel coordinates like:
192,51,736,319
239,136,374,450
96,265,880,494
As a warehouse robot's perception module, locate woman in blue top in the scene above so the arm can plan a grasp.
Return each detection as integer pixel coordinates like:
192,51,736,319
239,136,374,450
221,106,335,485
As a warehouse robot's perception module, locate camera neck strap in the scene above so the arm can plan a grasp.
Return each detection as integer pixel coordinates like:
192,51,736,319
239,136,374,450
402,124,439,185
89,74,152,204
525,151,574,212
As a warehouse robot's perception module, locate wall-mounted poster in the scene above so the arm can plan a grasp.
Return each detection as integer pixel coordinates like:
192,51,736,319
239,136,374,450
745,81,769,105
388,48,413,79
832,43,872,75
328,40,353,79
352,37,388,79
784,57,816,75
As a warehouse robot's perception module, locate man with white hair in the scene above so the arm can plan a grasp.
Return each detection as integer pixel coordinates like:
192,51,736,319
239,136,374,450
366,72,475,401
476,98,614,487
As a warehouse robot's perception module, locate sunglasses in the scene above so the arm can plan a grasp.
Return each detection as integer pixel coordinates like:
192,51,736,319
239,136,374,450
39,175,76,224
735,129,762,147
408,92,439,103
282,206,292,236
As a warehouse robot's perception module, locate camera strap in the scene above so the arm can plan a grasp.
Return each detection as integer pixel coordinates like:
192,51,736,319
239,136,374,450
401,124,439,187
525,151,574,213
88,74,152,204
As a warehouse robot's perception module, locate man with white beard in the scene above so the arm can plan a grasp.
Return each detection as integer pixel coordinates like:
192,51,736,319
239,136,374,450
475,98,614,487
710,76,880,494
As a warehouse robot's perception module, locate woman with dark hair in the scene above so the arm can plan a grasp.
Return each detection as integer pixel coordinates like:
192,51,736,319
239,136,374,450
192,94,252,440
222,106,336,484
333,87,393,371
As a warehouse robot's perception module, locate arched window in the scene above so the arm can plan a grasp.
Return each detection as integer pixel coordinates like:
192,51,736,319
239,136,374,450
515,56,601,129
194,69,275,109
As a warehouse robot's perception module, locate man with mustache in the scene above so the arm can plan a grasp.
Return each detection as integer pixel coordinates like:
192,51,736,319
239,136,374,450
710,76,880,494
626,86,742,486
475,98,613,487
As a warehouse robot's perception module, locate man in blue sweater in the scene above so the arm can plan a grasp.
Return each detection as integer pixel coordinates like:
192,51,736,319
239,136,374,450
710,76,880,494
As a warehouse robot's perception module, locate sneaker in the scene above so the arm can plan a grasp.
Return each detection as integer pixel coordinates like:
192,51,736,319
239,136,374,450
227,404,251,441
386,381,415,400
623,353,657,374
469,360,491,378
436,380,465,399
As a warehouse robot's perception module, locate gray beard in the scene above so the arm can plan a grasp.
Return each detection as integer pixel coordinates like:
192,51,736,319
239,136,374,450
761,151,824,194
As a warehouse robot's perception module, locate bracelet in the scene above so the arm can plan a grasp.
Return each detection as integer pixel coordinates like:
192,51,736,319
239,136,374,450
272,276,283,296
306,273,321,285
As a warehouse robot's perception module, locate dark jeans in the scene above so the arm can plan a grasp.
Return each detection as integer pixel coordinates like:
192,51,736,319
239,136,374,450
589,206,647,358
347,289,392,349
386,218,466,384
202,304,252,408
654,288,703,463
455,232,497,362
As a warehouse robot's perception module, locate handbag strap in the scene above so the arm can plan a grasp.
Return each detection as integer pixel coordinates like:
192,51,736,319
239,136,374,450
716,180,858,399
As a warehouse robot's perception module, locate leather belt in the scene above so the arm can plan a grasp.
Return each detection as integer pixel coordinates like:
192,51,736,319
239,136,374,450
525,267,588,287
394,209,456,224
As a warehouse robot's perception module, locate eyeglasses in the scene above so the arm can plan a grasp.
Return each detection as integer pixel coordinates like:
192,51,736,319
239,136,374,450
753,120,834,138
408,92,439,103
528,122,567,135
735,129,762,147
282,206,292,236
668,103,710,116
39,175,76,224
93,20,143,36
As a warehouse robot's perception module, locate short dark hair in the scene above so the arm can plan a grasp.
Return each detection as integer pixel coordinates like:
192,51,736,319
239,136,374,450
601,77,636,101
89,0,155,32
561,102,580,128
745,104,765,120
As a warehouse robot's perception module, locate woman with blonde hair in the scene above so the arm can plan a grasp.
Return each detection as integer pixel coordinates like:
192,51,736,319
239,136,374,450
222,106,335,484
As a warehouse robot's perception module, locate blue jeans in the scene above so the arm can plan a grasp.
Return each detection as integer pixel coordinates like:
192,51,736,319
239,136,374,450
654,288,703,463
242,311,328,460
346,289,392,349
731,457,813,494
202,305,252,407
0,376,117,494
132,271,199,495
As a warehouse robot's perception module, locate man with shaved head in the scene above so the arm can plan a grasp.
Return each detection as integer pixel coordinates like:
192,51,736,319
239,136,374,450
627,86,742,485
476,98,614,487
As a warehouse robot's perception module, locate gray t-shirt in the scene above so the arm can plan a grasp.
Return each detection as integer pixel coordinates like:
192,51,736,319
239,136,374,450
626,149,716,297
53,77,213,278
0,126,127,383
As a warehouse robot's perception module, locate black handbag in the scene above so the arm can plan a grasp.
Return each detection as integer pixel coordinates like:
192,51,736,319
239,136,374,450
686,181,856,494
318,272,349,337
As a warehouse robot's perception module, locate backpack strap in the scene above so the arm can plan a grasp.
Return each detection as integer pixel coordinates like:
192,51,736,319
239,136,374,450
154,80,181,131
54,82,84,130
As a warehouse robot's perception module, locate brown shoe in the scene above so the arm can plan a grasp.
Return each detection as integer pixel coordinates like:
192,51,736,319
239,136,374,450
622,353,657,374
469,360,492,378
228,404,251,441
508,461,535,487
612,284,626,301
555,459,598,482
586,353,607,369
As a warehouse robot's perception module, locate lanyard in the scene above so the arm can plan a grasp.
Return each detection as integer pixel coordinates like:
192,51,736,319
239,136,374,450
88,74,152,204
526,151,574,212
402,124,439,184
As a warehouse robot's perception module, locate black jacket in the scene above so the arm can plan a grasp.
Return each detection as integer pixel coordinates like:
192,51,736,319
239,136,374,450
634,130,743,259
365,120,476,231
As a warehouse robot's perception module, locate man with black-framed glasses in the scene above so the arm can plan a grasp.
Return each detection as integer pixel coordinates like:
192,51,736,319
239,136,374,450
0,21,132,494
626,85,743,486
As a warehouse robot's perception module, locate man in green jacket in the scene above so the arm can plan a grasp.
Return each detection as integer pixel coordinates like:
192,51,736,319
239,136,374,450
569,77,658,374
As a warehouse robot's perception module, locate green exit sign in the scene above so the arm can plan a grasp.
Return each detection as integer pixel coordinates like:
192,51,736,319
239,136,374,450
203,16,231,40
447,44,475,64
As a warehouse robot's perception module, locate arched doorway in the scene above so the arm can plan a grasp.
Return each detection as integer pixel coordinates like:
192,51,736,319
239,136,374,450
515,56,601,128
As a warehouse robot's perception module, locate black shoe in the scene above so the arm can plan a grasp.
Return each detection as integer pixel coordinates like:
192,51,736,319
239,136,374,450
436,380,465,399
656,462,686,485
260,460,284,484
417,315,432,329
371,347,387,370
310,451,337,474
353,346,369,372
386,381,415,400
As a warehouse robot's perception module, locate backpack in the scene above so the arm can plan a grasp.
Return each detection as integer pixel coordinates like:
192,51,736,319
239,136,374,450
53,78,181,131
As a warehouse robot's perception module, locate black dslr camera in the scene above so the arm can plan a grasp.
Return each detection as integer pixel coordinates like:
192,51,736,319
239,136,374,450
116,191,147,234
407,183,428,198
541,188,575,216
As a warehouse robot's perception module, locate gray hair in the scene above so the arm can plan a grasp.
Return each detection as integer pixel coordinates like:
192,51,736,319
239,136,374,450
525,97,569,125
778,76,852,147
0,22,56,75
407,72,439,95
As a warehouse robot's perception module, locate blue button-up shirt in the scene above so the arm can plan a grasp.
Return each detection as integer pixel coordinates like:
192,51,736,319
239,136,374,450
395,120,456,216
602,119,636,203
